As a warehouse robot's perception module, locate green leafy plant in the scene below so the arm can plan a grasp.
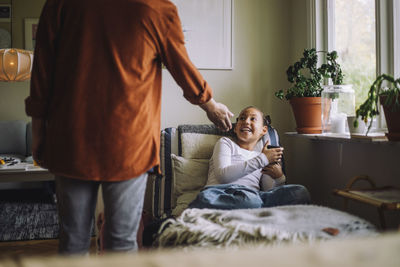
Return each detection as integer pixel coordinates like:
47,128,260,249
355,74,400,133
319,50,344,85
275,49,344,100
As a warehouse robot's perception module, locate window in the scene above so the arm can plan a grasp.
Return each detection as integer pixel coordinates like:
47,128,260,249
308,0,400,131
333,0,376,109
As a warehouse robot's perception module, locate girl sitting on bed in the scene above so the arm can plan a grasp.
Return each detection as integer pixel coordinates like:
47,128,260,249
189,106,310,210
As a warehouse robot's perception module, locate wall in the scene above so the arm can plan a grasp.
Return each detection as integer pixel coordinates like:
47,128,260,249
0,0,11,47
0,0,45,49
160,0,293,130
283,136,400,229
12,0,46,49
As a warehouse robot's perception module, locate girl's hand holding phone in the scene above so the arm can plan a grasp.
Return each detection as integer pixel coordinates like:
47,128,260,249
262,140,283,164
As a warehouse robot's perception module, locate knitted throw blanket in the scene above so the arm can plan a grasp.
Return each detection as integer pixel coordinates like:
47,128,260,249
156,205,377,248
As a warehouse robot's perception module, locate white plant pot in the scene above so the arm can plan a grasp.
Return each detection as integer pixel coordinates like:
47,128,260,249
347,116,368,134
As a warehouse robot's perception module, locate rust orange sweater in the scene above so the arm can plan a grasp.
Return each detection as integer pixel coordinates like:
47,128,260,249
25,0,212,181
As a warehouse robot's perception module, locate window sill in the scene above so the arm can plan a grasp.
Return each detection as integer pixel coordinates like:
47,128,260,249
284,132,400,146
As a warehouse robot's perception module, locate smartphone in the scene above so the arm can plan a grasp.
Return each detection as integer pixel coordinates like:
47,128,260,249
267,145,281,149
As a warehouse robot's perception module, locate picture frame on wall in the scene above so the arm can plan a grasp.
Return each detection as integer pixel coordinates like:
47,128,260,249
0,5,11,22
24,18,39,51
170,0,233,70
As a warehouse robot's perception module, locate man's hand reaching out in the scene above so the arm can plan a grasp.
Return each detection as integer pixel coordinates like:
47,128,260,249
200,98,234,131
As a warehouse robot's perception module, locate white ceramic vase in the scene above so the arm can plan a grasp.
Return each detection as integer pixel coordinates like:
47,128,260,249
347,116,368,134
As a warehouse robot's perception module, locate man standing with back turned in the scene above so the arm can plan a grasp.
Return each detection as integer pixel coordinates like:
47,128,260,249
25,0,233,255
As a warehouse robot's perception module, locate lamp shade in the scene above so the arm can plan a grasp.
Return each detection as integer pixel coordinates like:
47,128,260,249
0,48,33,82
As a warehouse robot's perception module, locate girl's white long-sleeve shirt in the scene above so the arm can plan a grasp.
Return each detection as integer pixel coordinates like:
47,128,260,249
206,137,285,191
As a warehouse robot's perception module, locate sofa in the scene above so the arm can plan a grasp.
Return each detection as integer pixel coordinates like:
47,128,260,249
149,123,282,219
0,120,33,164
0,120,54,189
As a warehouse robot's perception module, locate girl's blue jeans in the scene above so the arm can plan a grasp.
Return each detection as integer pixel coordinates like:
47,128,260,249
189,184,311,210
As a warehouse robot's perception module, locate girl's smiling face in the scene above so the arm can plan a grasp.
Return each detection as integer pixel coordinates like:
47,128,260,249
234,107,268,147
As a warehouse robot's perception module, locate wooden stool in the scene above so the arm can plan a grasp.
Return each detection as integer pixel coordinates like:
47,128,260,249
333,175,400,229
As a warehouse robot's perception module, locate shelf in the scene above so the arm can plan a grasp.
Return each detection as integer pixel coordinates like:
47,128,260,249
284,132,400,146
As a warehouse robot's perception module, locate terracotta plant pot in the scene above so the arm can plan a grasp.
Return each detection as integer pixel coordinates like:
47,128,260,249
380,95,400,141
289,97,322,134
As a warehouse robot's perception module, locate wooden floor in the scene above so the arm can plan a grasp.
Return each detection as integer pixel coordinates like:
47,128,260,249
0,238,97,258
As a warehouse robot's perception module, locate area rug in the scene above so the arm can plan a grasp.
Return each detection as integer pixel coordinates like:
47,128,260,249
156,205,378,248
0,188,59,242
0,202,59,241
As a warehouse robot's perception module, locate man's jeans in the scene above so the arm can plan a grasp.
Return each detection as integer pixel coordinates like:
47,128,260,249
55,173,147,255
189,184,310,210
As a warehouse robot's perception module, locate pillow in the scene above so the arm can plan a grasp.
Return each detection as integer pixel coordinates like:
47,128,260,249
178,124,233,159
180,133,222,159
172,191,200,217
170,154,209,216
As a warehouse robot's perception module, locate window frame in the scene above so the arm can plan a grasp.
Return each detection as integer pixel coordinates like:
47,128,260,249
307,0,400,131
394,0,400,78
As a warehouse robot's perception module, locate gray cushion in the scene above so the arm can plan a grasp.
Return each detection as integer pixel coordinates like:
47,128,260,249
0,121,27,156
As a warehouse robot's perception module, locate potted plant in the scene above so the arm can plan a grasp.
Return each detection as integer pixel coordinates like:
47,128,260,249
319,50,343,85
355,74,400,140
319,51,355,134
275,49,344,134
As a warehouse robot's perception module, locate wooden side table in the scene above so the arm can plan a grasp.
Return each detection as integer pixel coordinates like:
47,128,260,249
0,163,54,183
333,175,400,229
